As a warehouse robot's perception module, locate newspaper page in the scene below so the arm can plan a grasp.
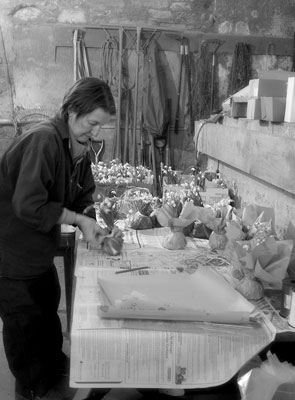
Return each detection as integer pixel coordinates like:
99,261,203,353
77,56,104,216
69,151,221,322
252,292,295,334
70,229,276,389
70,312,274,389
75,228,230,275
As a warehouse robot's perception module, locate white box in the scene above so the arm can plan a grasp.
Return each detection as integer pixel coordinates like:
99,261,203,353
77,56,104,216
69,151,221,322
260,97,286,122
284,77,295,122
249,79,288,98
200,187,229,206
247,98,261,120
258,70,295,80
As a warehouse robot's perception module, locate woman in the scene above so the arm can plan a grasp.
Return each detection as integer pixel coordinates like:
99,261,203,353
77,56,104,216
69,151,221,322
0,77,116,400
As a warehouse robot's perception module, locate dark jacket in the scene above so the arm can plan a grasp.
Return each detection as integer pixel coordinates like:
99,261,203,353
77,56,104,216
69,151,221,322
0,115,95,278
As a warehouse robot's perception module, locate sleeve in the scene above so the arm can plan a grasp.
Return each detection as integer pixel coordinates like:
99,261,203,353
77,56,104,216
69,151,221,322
9,133,64,233
69,154,96,220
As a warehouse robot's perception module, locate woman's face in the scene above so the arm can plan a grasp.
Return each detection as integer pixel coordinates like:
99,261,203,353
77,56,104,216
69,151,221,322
68,108,112,143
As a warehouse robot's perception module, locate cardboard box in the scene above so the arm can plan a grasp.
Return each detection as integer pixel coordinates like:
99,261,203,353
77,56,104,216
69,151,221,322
260,97,286,122
247,98,261,120
258,70,295,80
162,183,228,206
228,86,250,117
249,79,288,98
231,97,247,118
231,85,250,98
284,77,295,122
200,187,229,206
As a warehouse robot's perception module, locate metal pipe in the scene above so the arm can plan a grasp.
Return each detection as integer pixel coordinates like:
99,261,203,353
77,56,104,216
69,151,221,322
132,27,142,166
115,26,124,160
0,119,13,126
0,119,49,127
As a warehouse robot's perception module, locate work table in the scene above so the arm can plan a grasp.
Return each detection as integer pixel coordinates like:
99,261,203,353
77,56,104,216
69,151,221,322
69,227,294,392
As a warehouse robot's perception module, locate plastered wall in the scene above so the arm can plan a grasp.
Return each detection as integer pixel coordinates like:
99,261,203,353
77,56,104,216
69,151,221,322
0,0,294,169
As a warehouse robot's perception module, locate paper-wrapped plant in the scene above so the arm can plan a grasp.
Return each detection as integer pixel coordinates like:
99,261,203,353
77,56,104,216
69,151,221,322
119,187,160,230
198,203,294,299
93,196,124,256
153,190,204,250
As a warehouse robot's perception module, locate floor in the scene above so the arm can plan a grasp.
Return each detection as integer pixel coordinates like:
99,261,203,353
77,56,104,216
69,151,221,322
0,257,242,400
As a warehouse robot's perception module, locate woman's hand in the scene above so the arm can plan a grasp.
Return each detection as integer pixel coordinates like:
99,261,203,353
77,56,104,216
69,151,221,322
75,214,108,246
109,225,124,239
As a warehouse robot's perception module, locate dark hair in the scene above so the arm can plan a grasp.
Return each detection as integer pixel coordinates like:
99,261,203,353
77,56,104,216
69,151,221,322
60,77,116,121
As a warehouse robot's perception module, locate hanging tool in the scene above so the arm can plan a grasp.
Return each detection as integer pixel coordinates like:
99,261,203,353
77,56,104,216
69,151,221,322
183,38,194,136
100,29,120,160
154,136,167,191
123,80,135,163
228,42,251,97
118,28,136,164
139,114,145,166
149,135,157,194
115,26,124,160
291,32,295,72
73,29,78,81
194,111,224,165
123,89,130,164
165,99,172,167
100,29,119,91
142,39,169,195
132,27,142,166
208,39,223,114
154,136,167,165
174,39,185,135
138,33,160,167
73,29,90,81
119,27,159,166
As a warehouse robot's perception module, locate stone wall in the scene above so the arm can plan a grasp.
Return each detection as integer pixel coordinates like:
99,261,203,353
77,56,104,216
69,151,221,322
0,0,294,168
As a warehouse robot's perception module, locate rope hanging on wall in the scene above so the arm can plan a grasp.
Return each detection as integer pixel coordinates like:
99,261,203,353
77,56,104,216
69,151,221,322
73,29,91,81
228,42,252,96
100,31,119,97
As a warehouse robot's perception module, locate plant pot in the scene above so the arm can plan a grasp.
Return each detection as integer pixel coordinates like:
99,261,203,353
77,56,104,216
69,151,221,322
162,226,187,250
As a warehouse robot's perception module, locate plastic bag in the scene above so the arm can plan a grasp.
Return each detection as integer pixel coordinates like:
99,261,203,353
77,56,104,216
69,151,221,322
238,352,295,400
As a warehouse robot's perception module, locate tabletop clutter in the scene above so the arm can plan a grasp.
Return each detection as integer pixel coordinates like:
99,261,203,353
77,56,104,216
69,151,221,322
73,160,295,397
91,160,295,305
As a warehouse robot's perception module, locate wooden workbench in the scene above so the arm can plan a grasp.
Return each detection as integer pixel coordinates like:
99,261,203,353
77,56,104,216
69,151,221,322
196,116,295,238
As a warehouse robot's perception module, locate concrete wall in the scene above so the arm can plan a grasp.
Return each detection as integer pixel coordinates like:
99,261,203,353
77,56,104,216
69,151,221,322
199,117,295,238
0,0,294,168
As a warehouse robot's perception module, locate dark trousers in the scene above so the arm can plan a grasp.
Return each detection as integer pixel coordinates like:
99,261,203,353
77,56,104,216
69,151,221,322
0,266,66,399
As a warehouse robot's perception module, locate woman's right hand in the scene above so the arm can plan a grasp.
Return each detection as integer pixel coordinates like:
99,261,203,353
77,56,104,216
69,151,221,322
75,214,109,246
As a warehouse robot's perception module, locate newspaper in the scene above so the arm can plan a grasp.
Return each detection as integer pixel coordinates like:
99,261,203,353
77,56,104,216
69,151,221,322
75,228,230,274
70,228,277,389
252,293,295,334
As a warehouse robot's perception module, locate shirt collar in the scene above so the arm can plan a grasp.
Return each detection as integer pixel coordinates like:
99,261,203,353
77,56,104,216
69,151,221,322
51,114,89,162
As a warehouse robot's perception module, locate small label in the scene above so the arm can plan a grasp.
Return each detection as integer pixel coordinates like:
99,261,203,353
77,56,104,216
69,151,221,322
284,293,292,309
254,87,258,97
288,288,295,328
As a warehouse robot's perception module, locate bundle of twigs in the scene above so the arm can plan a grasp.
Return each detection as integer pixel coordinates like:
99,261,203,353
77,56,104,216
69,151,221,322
228,42,252,96
193,42,212,120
